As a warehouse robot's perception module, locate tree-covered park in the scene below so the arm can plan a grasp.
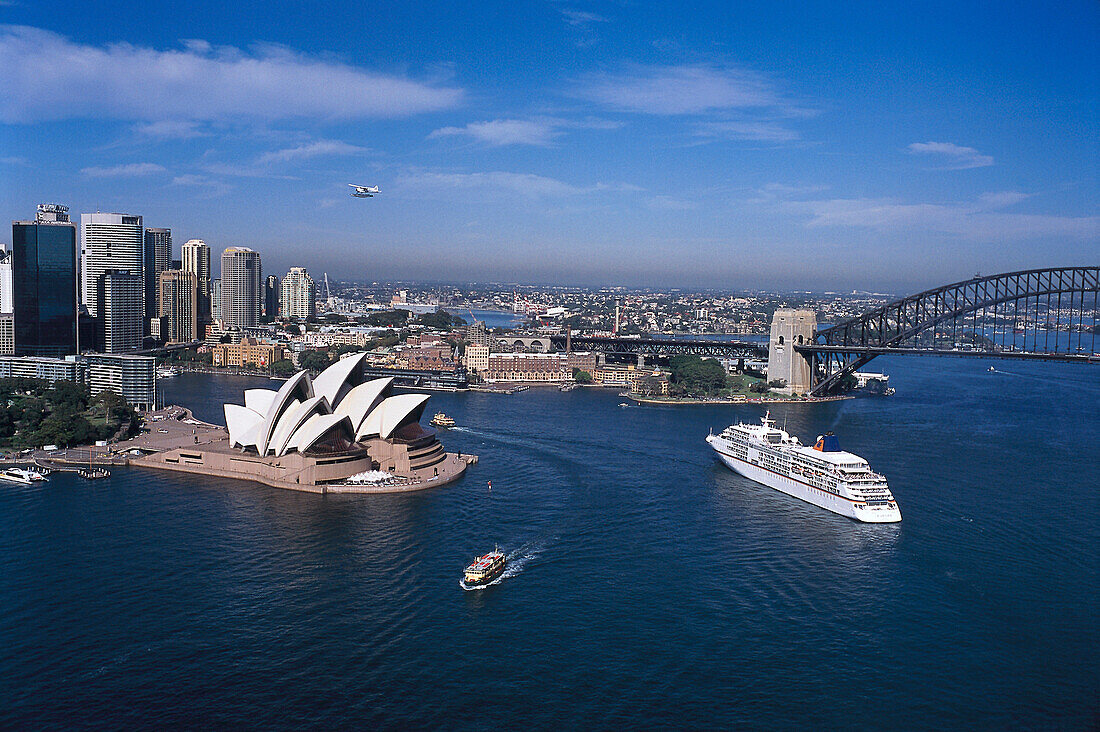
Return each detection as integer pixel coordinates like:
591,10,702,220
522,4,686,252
0,378,141,449
666,355,775,398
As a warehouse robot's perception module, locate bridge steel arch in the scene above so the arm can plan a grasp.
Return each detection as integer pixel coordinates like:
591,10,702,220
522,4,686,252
799,266,1099,395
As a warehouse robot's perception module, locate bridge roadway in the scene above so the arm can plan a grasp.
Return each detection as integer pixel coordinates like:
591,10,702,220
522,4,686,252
548,335,767,359
549,335,1097,364
796,344,1097,363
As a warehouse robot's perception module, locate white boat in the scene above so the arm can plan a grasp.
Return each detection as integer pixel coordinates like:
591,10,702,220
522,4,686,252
706,412,901,523
156,366,181,378
0,467,48,484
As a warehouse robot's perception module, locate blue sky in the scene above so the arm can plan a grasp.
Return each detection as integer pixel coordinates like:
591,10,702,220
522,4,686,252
0,1,1096,292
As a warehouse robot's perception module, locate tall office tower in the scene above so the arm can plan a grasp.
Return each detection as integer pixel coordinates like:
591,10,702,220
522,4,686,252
279,267,315,320
211,279,221,322
220,247,261,329
80,212,143,320
144,228,172,334
100,269,143,353
263,275,279,321
158,270,198,343
147,228,172,272
181,239,211,327
10,204,78,356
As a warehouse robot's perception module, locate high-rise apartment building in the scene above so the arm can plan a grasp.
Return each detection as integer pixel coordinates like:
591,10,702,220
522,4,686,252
10,204,78,357
158,270,198,343
279,267,315,320
144,228,171,334
220,247,261,329
263,275,279,322
100,269,143,353
80,212,144,320
181,239,211,327
0,250,13,355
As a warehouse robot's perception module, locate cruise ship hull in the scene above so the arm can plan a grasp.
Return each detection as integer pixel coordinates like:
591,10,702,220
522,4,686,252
710,443,901,523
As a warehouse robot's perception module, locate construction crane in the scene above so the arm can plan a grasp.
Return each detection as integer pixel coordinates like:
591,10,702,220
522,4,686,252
323,273,335,311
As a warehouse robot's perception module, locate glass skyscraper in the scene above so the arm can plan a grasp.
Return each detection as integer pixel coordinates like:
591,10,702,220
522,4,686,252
10,204,78,357
144,228,171,335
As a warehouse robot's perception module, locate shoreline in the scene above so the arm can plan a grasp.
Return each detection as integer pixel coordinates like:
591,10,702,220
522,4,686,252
625,393,854,405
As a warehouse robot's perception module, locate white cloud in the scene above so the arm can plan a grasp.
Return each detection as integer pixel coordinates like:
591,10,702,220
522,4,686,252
429,119,562,146
693,120,800,142
907,141,994,169
977,191,1030,208
257,139,369,164
561,10,609,26
0,25,463,123
774,191,1097,241
647,195,698,211
576,64,786,115
402,171,641,198
133,120,206,139
172,173,231,196
429,116,623,147
81,162,165,177
172,174,207,185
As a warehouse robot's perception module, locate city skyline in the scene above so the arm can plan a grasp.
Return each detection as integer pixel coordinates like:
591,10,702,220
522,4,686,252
0,2,1096,292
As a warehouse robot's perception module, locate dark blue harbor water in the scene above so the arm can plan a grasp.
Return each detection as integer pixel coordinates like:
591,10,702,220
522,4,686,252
2,358,1098,729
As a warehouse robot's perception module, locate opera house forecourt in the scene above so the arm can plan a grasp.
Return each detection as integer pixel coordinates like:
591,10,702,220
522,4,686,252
134,353,474,493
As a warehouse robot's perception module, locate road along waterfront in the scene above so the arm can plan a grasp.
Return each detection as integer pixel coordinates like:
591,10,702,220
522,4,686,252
2,359,1098,729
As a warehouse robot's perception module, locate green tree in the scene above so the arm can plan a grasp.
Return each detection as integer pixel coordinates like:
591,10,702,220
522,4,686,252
366,309,410,328
297,349,332,372
270,359,298,377
572,368,593,384
333,344,362,358
669,355,726,396
414,309,466,330
46,380,90,413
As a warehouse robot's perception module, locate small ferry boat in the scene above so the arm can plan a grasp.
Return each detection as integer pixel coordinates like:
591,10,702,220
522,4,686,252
462,547,506,589
156,366,181,378
430,412,456,428
0,467,49,484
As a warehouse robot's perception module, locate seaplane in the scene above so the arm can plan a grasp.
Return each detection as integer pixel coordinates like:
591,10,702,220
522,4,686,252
349,184,380,198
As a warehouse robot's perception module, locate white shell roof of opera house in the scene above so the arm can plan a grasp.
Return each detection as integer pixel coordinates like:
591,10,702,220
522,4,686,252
223,356,431,457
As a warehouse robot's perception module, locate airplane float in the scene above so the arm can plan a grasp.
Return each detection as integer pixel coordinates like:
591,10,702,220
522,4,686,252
349,184,380,198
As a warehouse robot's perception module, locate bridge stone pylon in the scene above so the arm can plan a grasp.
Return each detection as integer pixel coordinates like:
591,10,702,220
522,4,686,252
767,308,816,395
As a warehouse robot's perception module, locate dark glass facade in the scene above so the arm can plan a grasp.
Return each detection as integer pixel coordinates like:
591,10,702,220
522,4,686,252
12,222,78,357
144,228,171,334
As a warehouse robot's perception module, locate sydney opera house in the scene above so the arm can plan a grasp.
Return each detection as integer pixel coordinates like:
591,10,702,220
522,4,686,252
139,353,472,493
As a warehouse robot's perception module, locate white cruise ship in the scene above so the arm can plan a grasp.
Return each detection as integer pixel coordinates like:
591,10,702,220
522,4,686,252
706,412,901,523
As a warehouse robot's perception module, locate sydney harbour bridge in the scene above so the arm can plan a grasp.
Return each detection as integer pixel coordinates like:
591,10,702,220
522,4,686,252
549,267,1099,396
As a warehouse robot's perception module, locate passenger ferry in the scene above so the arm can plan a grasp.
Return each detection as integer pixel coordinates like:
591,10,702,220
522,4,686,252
430,412,456,428
706,412,901,523
0,467,49,484
156,366,181,378
462,547,506,589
